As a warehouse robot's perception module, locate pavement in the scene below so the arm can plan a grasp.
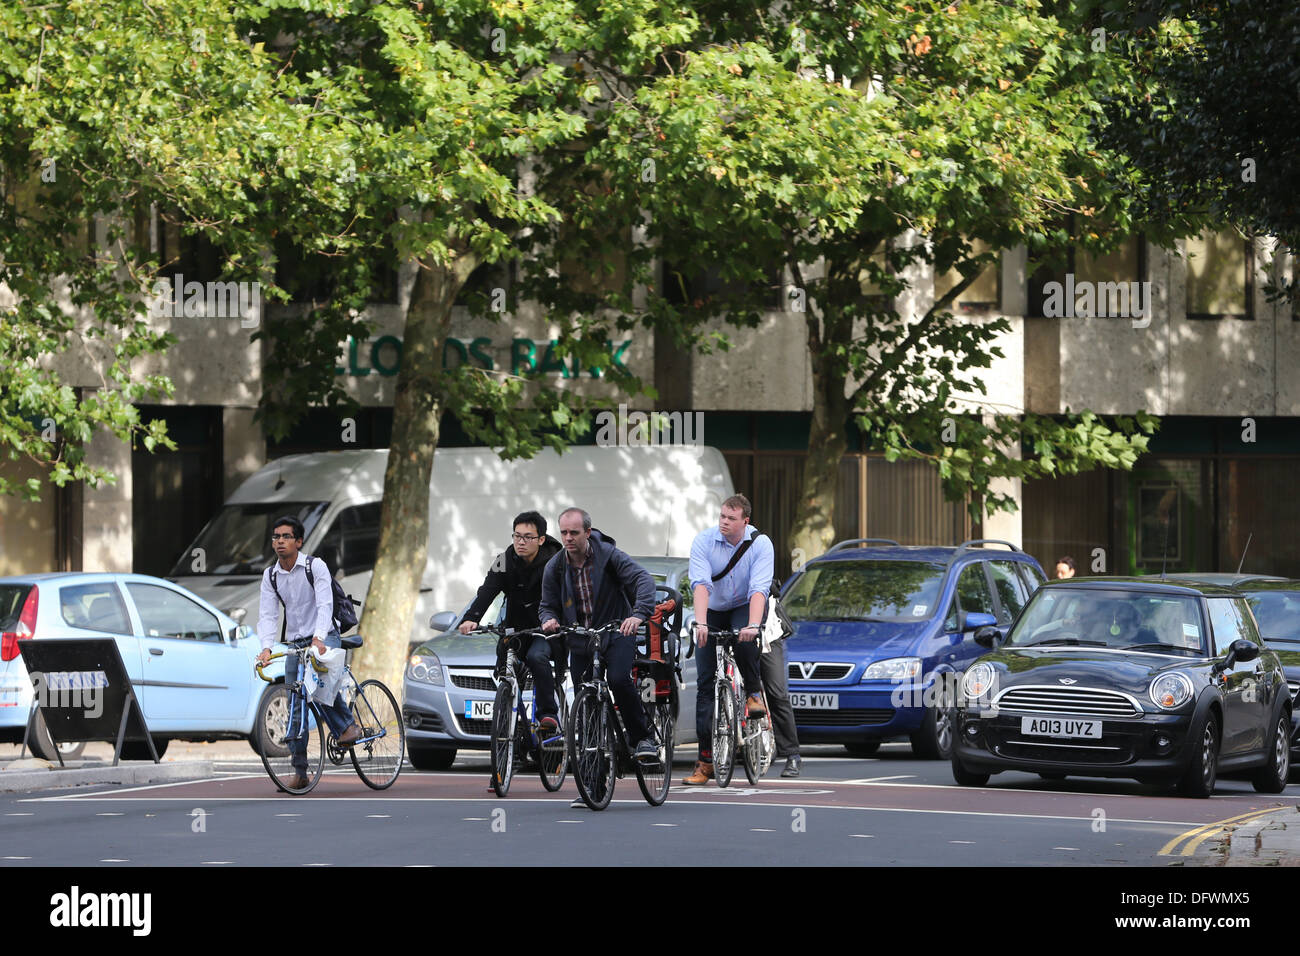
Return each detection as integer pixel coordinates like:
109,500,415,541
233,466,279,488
0,740,230,793
1187,803,1300,866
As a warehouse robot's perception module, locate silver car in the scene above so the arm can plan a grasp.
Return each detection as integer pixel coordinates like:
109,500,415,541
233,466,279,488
402,556,698,770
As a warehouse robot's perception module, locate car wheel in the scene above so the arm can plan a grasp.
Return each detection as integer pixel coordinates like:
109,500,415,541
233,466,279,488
1251,711,1291,794
950,751,990,787
408,746,457,770
1177,711,1219,798
911,685,955,760
120,737,169,761
844,741,881,758
26,711,86,762
253,684,291,759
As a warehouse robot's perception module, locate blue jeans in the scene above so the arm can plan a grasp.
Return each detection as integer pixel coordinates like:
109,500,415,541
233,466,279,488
694,605,763,760
286,629,354,775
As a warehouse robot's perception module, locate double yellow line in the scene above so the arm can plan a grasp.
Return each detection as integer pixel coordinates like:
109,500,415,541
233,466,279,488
1158,807,1282,857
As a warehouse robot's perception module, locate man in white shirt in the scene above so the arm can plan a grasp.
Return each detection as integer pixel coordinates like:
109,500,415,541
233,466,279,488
256,516,360,790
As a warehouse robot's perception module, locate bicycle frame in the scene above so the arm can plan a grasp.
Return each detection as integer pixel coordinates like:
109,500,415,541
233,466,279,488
256,642,385,749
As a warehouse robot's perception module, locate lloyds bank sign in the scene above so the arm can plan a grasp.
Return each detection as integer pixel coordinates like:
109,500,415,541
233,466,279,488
335,335,634,378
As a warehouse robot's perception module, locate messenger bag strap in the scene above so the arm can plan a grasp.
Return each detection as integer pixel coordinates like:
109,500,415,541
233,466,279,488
712,535,755,582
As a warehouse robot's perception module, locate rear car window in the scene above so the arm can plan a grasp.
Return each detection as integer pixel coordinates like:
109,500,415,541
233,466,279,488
783,560,945,622
59,583,132,635
0,585,32,630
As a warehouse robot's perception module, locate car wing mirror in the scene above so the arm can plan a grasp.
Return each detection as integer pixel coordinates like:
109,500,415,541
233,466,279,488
973,626,1000,649
429,610,457,632
962,611,998,633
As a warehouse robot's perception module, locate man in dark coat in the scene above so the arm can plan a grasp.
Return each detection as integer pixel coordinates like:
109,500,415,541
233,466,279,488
540,506,657,757
459,510,564,727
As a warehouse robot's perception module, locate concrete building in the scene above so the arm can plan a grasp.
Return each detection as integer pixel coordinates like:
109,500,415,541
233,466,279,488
3,221,1297,581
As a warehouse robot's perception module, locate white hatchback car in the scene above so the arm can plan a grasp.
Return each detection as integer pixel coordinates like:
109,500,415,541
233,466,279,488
0,573,285,760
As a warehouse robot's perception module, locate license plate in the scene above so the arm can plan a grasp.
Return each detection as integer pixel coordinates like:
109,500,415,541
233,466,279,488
465,699,493,720
791,693,838,709
1020,716,1101,738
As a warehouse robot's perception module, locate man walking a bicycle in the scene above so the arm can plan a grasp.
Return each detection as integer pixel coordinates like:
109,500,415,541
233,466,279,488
683,494,774,786
459,510,564,730
256,516,361,791
540,507,658,760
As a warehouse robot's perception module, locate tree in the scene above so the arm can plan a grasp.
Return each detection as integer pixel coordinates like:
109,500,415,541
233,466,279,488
1093,0,1300,293
519,0,1167,564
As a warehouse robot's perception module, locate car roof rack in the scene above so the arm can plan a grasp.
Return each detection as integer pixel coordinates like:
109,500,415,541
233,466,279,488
826,538,903,554
954,539,1022,554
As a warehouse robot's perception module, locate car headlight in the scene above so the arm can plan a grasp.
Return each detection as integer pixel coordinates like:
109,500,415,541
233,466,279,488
962,663,997,702
407,652,444,686
862,657,922,681
1150,672,1193,710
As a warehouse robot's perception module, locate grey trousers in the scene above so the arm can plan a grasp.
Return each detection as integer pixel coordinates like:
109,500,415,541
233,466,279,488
759,639,800,758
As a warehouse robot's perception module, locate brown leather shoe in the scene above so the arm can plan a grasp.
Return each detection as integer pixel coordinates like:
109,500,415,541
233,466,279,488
337,723,362,747
283,774,309,791
682,761,714,786
746,695,767,719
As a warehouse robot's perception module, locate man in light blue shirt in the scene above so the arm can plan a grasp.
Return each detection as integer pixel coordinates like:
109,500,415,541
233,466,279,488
682,494,774,786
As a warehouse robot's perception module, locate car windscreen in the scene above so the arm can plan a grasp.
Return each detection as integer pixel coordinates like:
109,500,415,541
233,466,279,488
781,560,945,622
1007,588,1208,656
169,502,328,576
1246,591,1300,645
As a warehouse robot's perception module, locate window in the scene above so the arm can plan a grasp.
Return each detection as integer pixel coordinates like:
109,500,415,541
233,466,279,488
1028,231,1145,318
1017,562,1046,595
934,239,1000,313
987,561,1030,624
954,563,994,617
1185,228,1252,319
782,560,946,622
1207,598,1251,657
313,502,382,577
59,583,132,636
127,583,223,642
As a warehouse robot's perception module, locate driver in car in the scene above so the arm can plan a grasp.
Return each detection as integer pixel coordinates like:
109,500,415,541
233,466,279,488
1103,603,1158,648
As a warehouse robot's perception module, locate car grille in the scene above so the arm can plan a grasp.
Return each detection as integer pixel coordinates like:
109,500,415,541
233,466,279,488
993,739,1130,765
794,708,894,727
451,673,497,692
995,686,1140,718
403,709,445,732
455,715,493,736
788,663,854,681
1289,682,1299,701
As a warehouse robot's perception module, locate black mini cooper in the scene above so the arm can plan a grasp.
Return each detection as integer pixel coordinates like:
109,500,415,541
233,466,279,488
950,578,1291,798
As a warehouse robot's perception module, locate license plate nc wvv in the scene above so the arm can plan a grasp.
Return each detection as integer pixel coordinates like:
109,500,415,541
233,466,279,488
1020,716,1101,739
465,699,493,720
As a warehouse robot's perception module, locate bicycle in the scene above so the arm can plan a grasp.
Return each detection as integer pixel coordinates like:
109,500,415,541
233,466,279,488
565,621,678,810
471,624,569,797
708,629,775,787
254,635,406,794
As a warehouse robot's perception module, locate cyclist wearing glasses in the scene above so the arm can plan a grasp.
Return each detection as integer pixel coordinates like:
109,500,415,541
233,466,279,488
458,511,563,728
540,507,658,759
683,494,774,786
255,516,361,790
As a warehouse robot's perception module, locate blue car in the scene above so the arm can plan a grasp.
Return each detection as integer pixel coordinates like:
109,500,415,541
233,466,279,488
782,539,1046,759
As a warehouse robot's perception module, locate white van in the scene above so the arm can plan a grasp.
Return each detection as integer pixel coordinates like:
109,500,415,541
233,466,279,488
168,445,734,645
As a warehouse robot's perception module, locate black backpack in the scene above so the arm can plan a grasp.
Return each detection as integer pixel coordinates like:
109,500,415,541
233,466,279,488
268,554,360,639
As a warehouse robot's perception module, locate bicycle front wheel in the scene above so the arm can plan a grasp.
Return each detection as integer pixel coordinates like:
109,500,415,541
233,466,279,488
539,685,568,792
490,681,518,797
258,687,324,794
635,691,675,806
713,683,738,789
742,713,762,786
569,687,616,810
348,679,405,790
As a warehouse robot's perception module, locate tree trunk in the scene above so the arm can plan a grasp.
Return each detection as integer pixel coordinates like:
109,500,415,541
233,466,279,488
349,251,475,695
788,322,850,569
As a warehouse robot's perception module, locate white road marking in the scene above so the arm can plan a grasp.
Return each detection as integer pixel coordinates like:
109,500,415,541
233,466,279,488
4,856,32,860
276,813,302,817
750,828,775,833
850,834,874,838
950,841,975,845
5,813,33,816
462,817,487,821
366,814,391,819
202,861,235,865
303,863,332,867
651,823,678,827
95,812,124,817
843,775,917,784
556,820,583,824
100,858,129,862
1053,847,1079,851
